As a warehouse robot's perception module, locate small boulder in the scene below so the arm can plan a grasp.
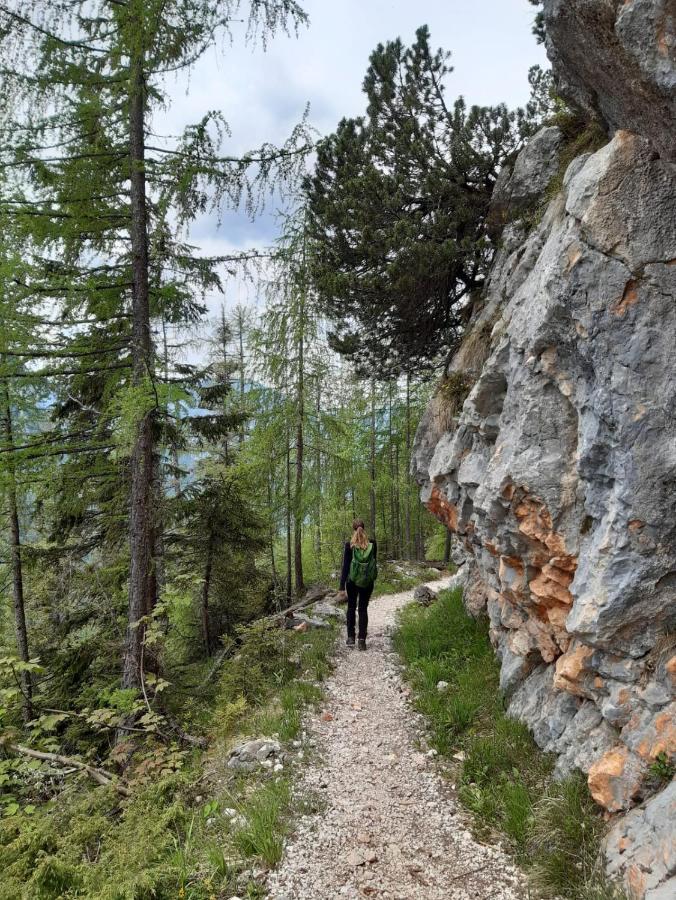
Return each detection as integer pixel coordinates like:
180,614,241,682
436,680,450,694
414,585,436,607
313,600,346,620
283,612,329,630
227,737,282,771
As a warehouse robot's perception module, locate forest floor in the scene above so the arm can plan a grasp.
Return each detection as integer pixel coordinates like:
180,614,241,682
265,577,528,900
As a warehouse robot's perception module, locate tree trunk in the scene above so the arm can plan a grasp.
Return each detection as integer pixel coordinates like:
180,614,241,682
293,288,305,596
237,307,245,447
388,380,397,557
314,377,322,576
2,378,33,722
394,437,401,559
369,378,376,538
267,474,278,596
123,13,155,690
285,423,292,602
405,374,412,558
200,535,215,656
219,305,231,465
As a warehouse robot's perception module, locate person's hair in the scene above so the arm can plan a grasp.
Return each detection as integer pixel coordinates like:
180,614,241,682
350,518,369,550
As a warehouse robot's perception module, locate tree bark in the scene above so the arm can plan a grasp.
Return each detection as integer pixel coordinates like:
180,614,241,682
369,378,377,539
405,373,412,558
2,378,33,722
123,8,155,690
314,377,322,575
293,286,305,596
285,422,292,602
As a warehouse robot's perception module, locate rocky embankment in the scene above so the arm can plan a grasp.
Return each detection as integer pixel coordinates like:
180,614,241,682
413,2,676,897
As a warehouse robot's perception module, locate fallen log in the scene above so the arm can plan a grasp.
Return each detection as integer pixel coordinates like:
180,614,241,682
8,743,130,797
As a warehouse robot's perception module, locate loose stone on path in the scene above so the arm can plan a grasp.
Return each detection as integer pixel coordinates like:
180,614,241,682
266,578,529,900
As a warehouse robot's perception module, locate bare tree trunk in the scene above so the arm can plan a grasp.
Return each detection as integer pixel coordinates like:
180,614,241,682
2,378,33,722
369,378,376,539
123,13,155,690
314,377,322,575
405,373,412,558
293,289,305,596
285,423,292,602
388,381,397,557
394,439,401,559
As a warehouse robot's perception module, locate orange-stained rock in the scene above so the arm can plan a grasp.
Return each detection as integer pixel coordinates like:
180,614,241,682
632,703,676,762
588,747,646,812
546,605,570,629
626,865,647,899
554,643,595,696
529,571,574,606
425,484,458,531
666,655,676,691
524,617,561,663
612,278,640,317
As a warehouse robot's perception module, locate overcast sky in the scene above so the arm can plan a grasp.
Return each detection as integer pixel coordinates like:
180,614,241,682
157,0,548,322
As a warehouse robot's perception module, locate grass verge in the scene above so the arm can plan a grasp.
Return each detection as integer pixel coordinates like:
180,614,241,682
372,559,447,597
393,588,626,900
0,619,336,900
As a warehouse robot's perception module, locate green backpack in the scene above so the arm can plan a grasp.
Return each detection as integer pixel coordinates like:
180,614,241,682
349,543,378,589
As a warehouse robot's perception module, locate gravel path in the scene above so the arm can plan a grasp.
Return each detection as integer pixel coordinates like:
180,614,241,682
266,578,529,900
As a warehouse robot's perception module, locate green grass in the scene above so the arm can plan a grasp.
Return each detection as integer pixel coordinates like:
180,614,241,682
231,778,291,866
372,559,447,597
0,620,336,899
393,589,626,900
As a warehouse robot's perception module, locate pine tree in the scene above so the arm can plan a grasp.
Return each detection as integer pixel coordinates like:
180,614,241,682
305,25,537,377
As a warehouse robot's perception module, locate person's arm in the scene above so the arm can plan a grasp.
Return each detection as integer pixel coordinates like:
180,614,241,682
339,542,351,591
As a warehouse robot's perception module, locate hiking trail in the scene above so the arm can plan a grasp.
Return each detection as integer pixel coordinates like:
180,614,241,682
266,577,528,900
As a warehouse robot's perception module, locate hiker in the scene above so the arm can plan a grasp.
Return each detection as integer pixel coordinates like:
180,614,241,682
338,518,378,650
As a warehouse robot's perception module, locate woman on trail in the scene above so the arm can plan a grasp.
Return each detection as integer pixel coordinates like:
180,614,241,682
338,519,378,650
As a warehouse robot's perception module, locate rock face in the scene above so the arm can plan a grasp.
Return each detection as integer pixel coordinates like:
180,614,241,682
413,6,676,895
543,0,676,161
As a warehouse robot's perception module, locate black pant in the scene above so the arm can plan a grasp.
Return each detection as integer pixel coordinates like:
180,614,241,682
346,580,373,640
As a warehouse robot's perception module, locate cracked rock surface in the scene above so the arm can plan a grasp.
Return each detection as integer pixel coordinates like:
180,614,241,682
266,579,528,900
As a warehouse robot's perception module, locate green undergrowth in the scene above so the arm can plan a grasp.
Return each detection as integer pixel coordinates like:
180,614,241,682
372,559,447,597
0,619,336,900
393,589,626,900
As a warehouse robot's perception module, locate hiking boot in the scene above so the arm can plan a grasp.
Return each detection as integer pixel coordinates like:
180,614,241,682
358,638,367,651
346,635,355,647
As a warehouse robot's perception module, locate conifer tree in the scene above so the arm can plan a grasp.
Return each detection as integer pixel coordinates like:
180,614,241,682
0,0,311,689
305,25,538,377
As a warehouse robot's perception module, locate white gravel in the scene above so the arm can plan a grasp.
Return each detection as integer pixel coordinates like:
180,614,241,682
265,578,529,899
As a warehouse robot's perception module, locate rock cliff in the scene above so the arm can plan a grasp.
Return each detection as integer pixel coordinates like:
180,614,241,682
413,2,676,896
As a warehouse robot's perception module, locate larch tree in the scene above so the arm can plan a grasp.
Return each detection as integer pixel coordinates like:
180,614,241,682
0,0,311,690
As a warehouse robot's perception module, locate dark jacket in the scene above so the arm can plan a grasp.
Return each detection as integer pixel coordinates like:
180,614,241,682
340,539,377,591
